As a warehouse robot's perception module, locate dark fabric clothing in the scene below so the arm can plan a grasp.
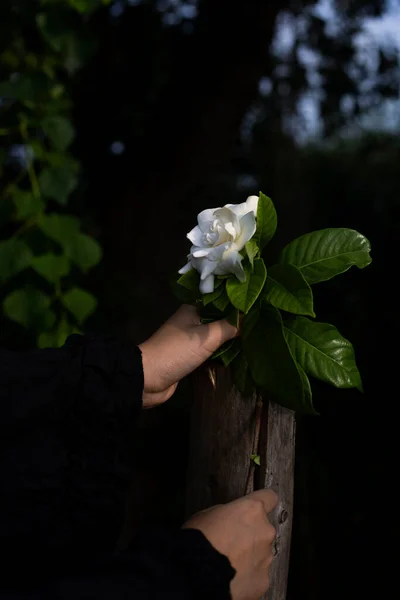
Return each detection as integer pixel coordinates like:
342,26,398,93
0,334,235,599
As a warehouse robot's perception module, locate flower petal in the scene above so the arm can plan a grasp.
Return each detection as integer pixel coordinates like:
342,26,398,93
245,195,259,215
192,247,212,258
235,211,256,250
220,246,246,281
200,274,215,294
198,208,218,232
187,225,205,246
178,262,192,275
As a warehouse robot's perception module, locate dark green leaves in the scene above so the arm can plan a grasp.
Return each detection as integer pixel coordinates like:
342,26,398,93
0,239,33,281
64,233,102,272
264,264,315,317
3,287,56,330
177,268,200,292
39,164,79,205
227,259,267,313
254,192,277,251
280,228,372,284
42,116,75,150
39,213,80,246
32,253,70,283
242,305,315,413
13,189,45,220
62,287,97,323
284,317,362,391
39,213,102,271
38,317,80,349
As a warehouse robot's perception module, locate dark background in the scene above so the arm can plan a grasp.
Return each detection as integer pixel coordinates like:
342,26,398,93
1,1,399,598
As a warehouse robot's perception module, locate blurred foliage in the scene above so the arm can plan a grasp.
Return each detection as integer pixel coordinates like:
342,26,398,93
0,0,110,347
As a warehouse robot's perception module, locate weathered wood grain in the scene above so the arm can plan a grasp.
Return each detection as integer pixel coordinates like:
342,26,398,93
186,364,296,600
261,402,296,600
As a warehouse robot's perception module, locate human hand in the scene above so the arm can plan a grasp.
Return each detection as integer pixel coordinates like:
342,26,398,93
183,489,278,600
139,304,238,408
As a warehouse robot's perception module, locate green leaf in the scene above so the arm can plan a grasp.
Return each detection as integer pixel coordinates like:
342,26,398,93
283,317,362,391
245,239,259,269
3,286,56,329
42,116,75,151
39,213,80,247
242,304,313,412
203,281,224,306
0,239,33,281
297,363,317,415
263,264,315,317
211,339,234,361
280,228,372,284
231,352,254,396
213,289,230,311
221,340,241,367
13,189,45,220
0,74,51,103
39,164,79,205
32,253,70,283
212,339,241,366
65,233,102,272
254,192,277,250
177,268,200,293
37,317,81,349
250,454,260,466
226,307,240,328
226,259,267,313
62,287,97,324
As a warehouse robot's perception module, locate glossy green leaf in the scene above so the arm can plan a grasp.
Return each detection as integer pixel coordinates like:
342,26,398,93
297,363,317,415
283,317,362,391
212,289,230,311
280,228,372,284
211,339,234,361
177,268,200,293
203,281,224,306
221,340,241,367
250,454,261,466
3,286,56,329
32,253,70,283
13,189,45,220
62,287,97,324
39,164,79,205
39,213,80,247
226,307,240,328
245,239,259,269
263,263,315,317
242,305,313,412
226,259,267,313
42,116,75,150
254,192,277,250
65,233,102,272
0,239,33,281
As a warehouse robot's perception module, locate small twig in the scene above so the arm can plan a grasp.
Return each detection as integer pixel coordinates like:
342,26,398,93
245,396,263,495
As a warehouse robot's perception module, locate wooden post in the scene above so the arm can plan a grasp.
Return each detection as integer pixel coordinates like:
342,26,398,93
186,363,295,600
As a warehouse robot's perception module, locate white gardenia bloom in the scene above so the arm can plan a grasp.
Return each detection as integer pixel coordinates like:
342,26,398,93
179,195,259,294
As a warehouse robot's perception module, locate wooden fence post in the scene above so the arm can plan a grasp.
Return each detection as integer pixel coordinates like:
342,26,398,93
186,363,296,600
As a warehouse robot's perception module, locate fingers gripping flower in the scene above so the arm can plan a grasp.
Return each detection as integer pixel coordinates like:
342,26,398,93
179,195,259,294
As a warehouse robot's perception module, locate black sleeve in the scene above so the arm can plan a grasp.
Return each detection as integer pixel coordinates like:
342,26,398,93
0,334,236,600
0,334,144,568
46,529,235,600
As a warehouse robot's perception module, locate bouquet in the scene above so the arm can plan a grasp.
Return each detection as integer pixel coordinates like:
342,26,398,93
174,192,371,414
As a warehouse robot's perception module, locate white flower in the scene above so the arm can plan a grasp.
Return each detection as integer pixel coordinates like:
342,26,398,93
179,195,259,294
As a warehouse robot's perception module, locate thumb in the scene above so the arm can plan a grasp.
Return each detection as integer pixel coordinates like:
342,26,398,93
202,318,239,354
